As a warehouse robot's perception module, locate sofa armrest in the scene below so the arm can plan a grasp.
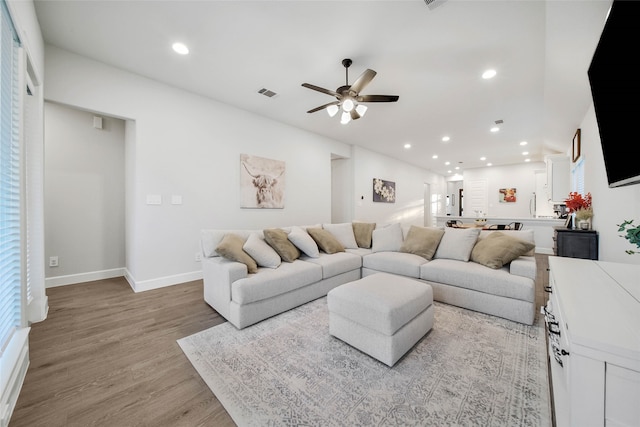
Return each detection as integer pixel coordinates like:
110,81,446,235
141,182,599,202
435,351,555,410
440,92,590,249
202,256,248,320
509,256,536,281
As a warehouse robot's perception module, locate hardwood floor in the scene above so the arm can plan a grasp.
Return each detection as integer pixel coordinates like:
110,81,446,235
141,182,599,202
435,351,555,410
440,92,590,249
10,254,550,427
10,278,236,427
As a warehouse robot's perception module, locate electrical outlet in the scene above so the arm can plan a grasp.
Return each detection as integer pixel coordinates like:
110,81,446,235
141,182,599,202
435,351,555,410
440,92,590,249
49,256,59,267
195,252,202,262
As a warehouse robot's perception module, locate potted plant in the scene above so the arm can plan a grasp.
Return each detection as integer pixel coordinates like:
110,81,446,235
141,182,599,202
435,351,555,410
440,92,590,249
618,220,640,255
564,192,593,230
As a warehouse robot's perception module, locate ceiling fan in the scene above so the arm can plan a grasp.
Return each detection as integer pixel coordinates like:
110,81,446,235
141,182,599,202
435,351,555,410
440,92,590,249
302,58,399,124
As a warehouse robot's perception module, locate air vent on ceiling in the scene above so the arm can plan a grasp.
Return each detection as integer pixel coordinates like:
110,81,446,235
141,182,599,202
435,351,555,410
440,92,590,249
424,0,446,11
495,119,504,125
258,88,277,98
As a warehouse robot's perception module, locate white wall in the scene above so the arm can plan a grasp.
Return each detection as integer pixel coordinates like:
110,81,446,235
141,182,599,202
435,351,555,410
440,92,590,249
351,146,446,225
44,102,126,285
43,45,354,289
463,162,545,218
581,105,640,264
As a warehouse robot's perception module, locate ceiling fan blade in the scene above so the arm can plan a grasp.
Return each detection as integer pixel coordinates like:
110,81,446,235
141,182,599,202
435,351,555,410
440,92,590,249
350,109,361,120
349,69,377,94
306,100,340,114
301,83,340,98
357,94,399,103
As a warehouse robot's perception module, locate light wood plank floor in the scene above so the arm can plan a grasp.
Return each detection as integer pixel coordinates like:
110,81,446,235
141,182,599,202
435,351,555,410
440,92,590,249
10,254,550,427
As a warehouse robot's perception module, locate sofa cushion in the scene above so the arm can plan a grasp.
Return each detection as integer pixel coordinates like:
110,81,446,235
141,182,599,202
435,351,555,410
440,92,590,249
352,221,376,249
231,260,322,304
399,226,444,261
302,252,362,279
470,231,535,269
288,226,320,258
201,229,254,258
242,233,281,268
371,222,404,253
263,228,300,262
307,228,345,254
323,223,359,249
420,258,534,301
362,251,428,278
434,227,480,262
478,229,535,256
215,233,258,274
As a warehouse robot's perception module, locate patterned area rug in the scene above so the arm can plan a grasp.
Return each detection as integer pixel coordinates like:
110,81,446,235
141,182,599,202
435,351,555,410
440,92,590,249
178,297,551,427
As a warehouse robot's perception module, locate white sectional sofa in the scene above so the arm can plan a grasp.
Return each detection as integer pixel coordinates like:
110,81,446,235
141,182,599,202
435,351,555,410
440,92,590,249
200,222,537,329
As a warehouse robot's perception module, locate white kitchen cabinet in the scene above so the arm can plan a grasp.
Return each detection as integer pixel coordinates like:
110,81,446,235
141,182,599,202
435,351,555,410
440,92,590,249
545,154,570,202
545,257,640,427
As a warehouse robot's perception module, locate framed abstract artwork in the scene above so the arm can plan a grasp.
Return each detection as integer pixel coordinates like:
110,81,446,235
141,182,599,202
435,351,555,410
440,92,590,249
240,154,285,209
373,178,396,203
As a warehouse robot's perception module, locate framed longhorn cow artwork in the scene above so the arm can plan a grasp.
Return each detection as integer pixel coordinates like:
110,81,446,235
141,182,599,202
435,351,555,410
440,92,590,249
240,154,286,209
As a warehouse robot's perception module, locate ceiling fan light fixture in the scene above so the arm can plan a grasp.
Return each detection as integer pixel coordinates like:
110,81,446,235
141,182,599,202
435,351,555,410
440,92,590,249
355,104,368,117
327,105,339,117
340,111,351,125
342,98,355,112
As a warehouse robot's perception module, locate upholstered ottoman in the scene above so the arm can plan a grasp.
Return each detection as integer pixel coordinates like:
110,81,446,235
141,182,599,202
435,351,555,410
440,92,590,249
327,272,434,367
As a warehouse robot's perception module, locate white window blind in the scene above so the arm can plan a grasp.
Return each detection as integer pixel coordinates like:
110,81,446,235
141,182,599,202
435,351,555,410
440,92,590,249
572,157,585,195
0,0,21,355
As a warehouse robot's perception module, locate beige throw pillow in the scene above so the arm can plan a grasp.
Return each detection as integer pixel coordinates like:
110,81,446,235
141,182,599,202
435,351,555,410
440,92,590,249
307,228,345,254
215,233,258,274
263,228,300,262
399,226,445,260
471,231,536,269
352,222,376,249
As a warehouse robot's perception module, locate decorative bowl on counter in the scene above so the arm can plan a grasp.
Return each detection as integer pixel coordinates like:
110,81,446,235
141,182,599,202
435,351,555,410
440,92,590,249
474,218,487,226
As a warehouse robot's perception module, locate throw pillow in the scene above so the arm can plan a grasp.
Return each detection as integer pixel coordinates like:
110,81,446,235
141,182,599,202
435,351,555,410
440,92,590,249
242,232,281,268
352,221,376,249
322,223,359,249
215,233,258,274
399,225,445,260
371,222,404,253
288,226,320,258
307,228,345,254
434,227,481,262
479,229,535,256
471,231,536,269
263,228,301,262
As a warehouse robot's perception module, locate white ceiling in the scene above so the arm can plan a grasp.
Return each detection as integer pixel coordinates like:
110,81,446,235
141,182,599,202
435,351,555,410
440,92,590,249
33,0,612,176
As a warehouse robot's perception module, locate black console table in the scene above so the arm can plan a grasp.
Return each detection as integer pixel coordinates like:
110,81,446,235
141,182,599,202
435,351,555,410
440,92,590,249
553,227,599,260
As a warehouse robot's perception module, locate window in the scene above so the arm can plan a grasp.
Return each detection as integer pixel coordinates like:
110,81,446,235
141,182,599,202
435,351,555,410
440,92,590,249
0,0,22,357
571,157,585,195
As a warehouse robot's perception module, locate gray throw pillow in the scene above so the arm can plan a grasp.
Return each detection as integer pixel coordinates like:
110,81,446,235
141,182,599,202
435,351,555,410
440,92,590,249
371,223,404,253
434,227,481,262
399,225,445,260
263,228,300,262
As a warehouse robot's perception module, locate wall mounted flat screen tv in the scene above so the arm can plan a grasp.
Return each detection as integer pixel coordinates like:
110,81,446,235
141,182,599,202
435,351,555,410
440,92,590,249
588,0,640,188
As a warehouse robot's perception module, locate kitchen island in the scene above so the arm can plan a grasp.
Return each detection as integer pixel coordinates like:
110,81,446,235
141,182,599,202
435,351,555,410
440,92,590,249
435,216,566,254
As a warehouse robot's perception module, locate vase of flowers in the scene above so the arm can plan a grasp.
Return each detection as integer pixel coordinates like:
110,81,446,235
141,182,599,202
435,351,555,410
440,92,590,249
565,192,593,230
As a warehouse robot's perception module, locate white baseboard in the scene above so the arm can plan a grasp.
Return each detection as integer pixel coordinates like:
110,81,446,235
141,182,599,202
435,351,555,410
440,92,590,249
45,268,203,293
125,269,203,293
45,268,126,288
0,328,30,427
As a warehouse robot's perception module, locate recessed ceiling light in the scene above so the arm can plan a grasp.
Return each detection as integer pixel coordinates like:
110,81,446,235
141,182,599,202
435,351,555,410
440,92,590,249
445,161,450,166
480,156,486,161
522,151,529,155
447,170,452,174
482,69,497,79
490,126,499,133
442,136,450,142
172,42,189,55
432,154,438,159
455,166,460,170
520,141,528,146
487,163,493,167
404,143,411,149
525,158,531,162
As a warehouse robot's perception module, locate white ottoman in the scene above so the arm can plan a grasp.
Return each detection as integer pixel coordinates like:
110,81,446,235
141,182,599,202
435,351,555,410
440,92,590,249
327,272,434,367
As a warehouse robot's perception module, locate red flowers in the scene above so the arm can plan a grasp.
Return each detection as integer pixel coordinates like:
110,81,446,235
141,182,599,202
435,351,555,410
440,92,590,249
564,192,592,213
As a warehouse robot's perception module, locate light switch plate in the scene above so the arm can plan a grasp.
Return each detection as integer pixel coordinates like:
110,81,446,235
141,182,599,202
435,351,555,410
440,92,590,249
146,194,162,205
